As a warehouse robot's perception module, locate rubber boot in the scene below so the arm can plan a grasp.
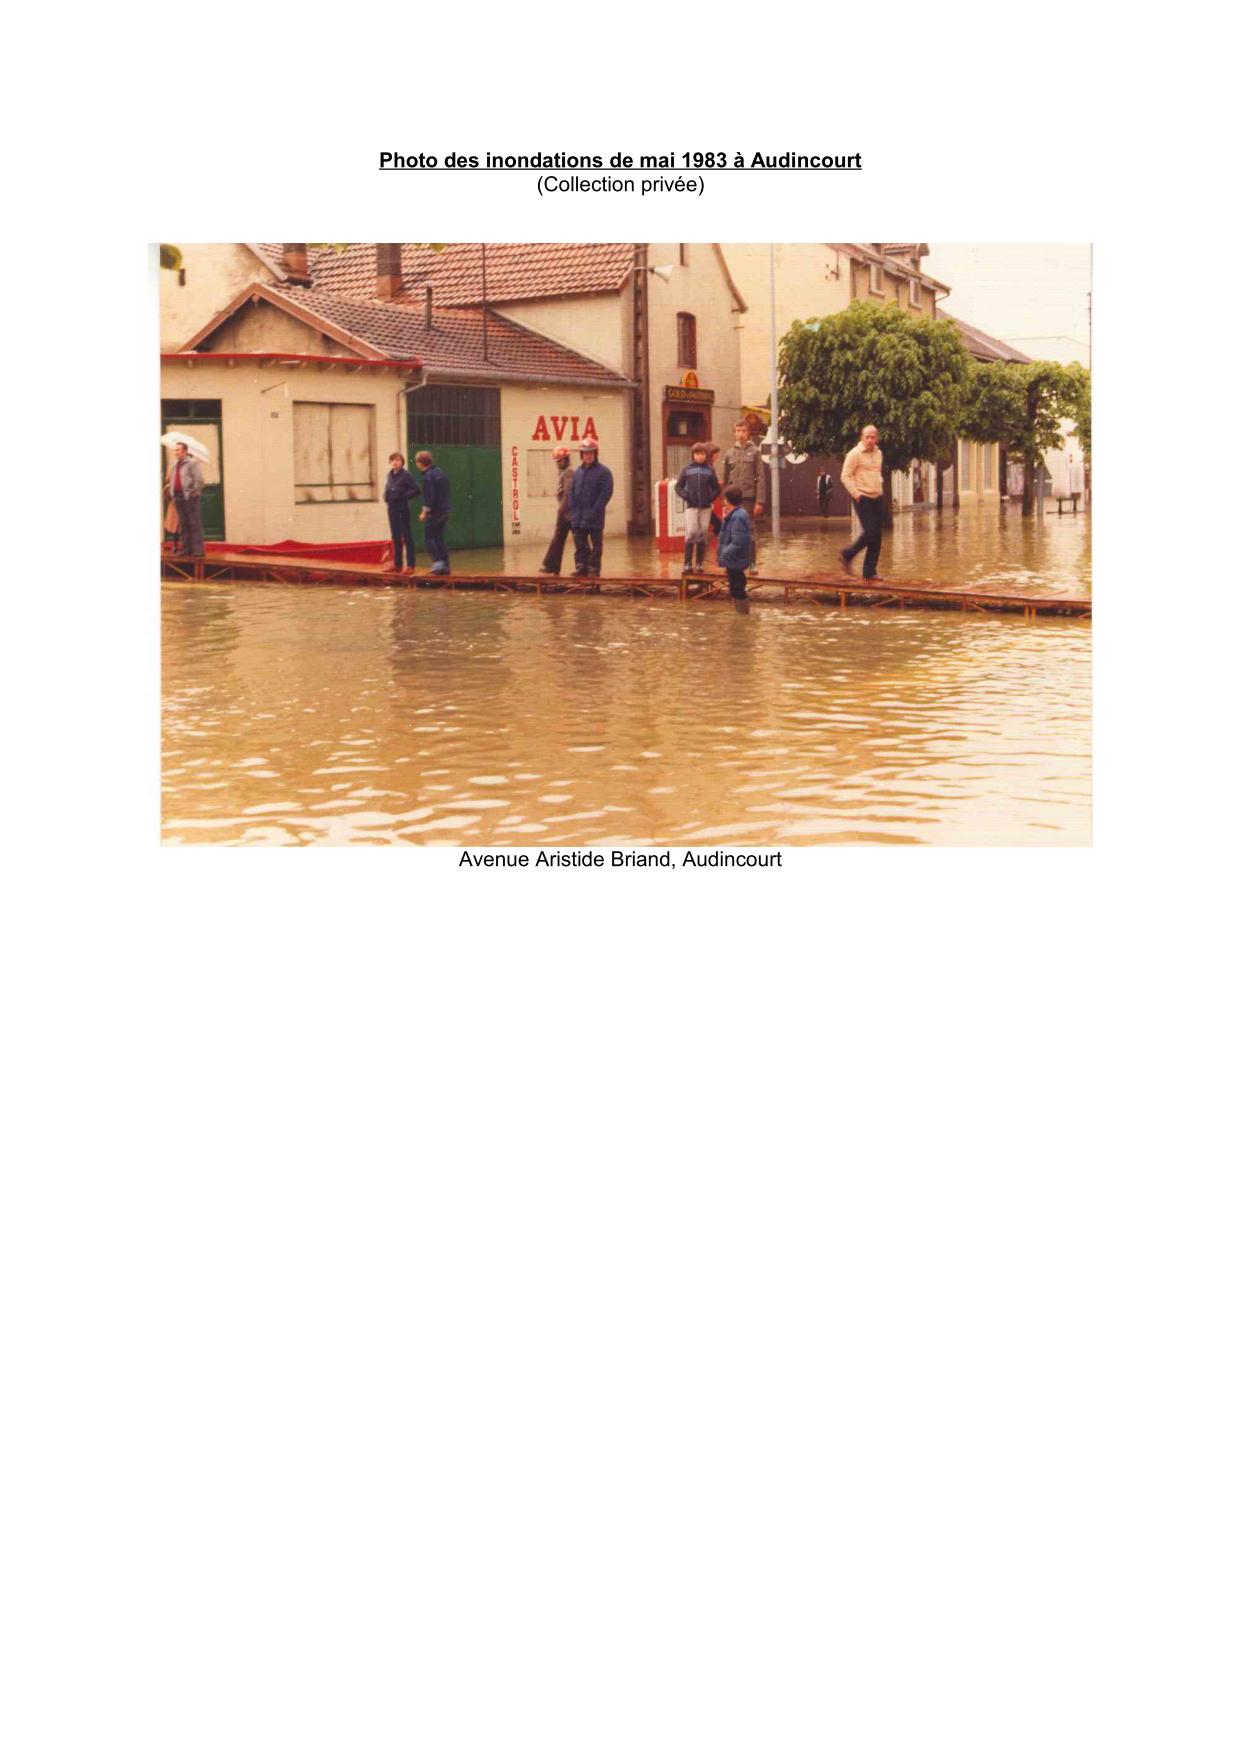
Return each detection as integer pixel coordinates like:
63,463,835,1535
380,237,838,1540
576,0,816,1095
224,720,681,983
682,541,694,576
694,540,706,571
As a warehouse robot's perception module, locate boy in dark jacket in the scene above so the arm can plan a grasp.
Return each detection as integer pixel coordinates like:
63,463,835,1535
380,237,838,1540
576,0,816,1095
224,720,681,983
717,486,755,611
383,452,420,574
415,449,451,576
674,442,721,575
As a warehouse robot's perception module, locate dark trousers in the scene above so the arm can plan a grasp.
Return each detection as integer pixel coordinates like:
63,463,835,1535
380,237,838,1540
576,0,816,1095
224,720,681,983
726,568,749,599
572,527,604,575
175,494,204,558
843,496,883,577
424,516,450,570
541,515,572,574
387,501,415,569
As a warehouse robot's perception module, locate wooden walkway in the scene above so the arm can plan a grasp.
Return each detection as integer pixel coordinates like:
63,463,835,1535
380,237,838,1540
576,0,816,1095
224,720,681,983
162,551,1092,619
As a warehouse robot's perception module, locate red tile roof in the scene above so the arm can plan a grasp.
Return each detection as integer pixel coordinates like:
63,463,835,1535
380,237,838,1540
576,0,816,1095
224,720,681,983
265,243,637,307
186,282,633,387
943,313,1032,365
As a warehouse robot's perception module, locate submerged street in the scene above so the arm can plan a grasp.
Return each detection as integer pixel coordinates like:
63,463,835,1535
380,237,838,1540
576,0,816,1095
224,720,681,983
162,505,1091,847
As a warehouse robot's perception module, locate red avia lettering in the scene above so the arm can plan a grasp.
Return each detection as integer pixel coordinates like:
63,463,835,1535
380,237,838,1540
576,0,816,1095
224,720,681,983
530,415,600,443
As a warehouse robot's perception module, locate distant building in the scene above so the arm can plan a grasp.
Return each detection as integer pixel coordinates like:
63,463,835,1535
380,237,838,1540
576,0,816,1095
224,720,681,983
937,316,1032,508
722,244,951,515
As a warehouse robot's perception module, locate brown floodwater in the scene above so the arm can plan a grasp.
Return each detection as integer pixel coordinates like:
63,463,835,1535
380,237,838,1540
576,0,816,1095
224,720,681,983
162,506,1091,847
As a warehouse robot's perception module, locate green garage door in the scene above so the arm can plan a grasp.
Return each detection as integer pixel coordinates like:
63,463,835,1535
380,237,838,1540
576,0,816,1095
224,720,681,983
408,386,503,551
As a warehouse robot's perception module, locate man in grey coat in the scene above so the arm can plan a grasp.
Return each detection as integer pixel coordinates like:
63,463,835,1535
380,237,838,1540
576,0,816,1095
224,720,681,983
166,442,205,558
720,421,765,569
539,445,575,576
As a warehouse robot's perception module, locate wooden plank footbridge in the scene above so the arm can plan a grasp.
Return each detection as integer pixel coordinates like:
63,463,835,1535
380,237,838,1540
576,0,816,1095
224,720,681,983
162,551,1091,620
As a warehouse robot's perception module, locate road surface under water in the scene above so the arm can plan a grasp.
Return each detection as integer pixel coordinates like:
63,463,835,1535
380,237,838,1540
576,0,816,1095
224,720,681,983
162,507,1091,847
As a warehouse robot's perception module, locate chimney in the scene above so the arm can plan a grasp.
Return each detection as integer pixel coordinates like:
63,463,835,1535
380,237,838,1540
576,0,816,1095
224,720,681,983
424,283,434,329
377,242,404,301
282,243,311,285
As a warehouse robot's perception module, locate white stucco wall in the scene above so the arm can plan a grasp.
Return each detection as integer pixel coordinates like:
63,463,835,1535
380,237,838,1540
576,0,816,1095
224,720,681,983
159,244,278,351
723,244,855,408
500,382,630,549
643,244,744,484
492,294,628,378
161,356,409,545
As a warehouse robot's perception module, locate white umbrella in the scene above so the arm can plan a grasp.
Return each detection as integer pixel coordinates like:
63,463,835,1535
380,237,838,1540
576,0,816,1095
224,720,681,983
161,429,210,463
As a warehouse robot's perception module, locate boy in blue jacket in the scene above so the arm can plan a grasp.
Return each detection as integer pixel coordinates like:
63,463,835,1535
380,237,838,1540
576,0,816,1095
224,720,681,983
415,449,452,576
674,442,721,575
383,451,421,574
717,486,754,611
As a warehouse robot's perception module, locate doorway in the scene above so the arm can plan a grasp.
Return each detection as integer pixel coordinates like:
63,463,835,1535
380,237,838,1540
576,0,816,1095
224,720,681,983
663,406,710,481
407,385,503,550
162,400,225,539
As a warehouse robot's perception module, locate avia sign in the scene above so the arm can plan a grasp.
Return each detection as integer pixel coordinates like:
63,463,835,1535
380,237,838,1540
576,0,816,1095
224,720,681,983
530,414,601,444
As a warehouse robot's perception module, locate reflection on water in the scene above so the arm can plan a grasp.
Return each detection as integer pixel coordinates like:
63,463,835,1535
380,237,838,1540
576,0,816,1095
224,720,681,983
162,506,1091,847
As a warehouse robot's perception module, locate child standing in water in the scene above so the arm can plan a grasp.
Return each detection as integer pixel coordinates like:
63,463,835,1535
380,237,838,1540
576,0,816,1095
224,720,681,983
717,486,755,613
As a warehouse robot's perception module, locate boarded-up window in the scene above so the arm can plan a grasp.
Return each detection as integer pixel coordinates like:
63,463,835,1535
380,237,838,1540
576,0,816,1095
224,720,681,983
960,441,972,491
526,450,564,498
983,444,994,489
293,402,375,503
677,312,697,369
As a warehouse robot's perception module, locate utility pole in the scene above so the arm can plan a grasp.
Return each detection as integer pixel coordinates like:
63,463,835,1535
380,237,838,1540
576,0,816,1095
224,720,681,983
631,244,652,536
768,244,781,548
481,242,488,362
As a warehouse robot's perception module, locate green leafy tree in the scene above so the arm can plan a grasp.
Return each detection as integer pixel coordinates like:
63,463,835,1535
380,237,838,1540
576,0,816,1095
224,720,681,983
778,301,974,524
962,359,1090,514
1069,368,1091,459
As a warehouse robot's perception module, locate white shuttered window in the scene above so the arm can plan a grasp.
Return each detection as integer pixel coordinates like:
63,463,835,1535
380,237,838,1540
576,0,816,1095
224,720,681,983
293,402,375,503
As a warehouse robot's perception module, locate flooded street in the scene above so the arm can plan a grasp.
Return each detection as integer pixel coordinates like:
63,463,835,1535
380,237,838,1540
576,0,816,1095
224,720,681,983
162,506,1091,847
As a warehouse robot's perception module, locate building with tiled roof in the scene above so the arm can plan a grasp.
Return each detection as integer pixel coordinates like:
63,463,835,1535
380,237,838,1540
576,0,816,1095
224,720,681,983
160,241,750,549
161,270,639,551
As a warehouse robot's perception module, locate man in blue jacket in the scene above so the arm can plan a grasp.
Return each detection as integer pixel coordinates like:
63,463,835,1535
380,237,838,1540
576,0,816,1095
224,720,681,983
569,440,614,580
415,449,452,576
716,486,755,612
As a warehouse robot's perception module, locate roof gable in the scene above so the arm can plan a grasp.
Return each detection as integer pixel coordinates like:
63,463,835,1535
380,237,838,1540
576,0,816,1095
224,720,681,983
181,282,388,358
175,280,634,388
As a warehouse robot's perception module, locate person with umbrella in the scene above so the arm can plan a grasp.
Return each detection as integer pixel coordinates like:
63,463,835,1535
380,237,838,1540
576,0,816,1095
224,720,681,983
162,432,207,559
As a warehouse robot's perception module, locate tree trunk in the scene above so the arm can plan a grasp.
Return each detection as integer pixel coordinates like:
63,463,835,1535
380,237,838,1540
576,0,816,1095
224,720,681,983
1021,388,1038,516
881,465,895,529
1021,459,1035,517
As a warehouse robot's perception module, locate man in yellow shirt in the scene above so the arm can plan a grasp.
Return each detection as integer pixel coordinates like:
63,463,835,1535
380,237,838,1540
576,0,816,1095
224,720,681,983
839,424,884,579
